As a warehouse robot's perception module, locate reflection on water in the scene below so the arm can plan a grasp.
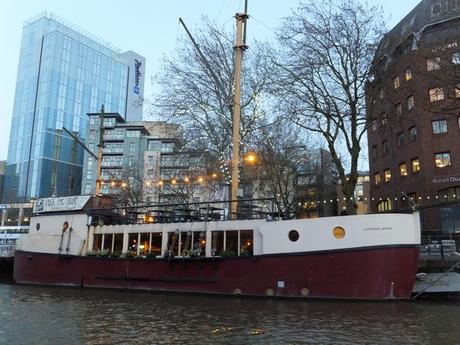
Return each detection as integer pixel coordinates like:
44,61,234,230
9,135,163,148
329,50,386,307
1,284,460,345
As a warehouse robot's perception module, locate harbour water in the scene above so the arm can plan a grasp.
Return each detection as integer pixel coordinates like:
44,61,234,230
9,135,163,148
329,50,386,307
1,284,460,345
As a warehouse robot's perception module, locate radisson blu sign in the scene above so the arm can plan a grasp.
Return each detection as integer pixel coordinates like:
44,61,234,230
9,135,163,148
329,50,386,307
133,59,142,94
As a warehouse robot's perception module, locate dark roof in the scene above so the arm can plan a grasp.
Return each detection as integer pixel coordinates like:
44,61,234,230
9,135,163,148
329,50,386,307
375,0,460,61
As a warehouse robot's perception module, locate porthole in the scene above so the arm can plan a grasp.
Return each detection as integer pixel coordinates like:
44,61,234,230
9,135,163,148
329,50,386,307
63,221,69,231
288,230,299,242
36,223,40,231
333,226,346,239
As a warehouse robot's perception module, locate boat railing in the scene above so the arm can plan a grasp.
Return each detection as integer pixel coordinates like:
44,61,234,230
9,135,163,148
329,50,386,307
420,233,460,259
89,198,280,226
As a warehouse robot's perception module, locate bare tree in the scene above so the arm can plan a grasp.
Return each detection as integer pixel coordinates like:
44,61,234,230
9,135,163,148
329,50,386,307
114,162,146,208
268,0,384,214
246,120,317,219
154,17,271,183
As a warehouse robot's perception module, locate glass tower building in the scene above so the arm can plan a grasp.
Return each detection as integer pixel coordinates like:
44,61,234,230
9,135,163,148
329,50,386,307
4,13,145,202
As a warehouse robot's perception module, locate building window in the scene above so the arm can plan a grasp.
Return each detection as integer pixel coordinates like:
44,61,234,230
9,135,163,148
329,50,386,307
407,96,415,110
89,117,100,126
129,142,136,153
458,116,460,129
429,87,445,102
409,126,417,141
432,119,448,134
431,3,442,15
397,132,405,147
412,158,421,173
382,140,388,155
435,152,452,168
89,130,96,140
427,57,441,71
379,88,385,99
371,120,378,131
128,156,136,166
399,163,408,176
384,169,391,182
395,103,402,115
393,76,400,89
372,145,378,159
438,187,460,202
453,52,460,65
126,130,140,138
374,173,381,185
377,199,393,212
405,68,412,81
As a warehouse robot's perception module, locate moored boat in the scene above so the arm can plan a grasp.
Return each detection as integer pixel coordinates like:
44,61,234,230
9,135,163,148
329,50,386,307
14,195,420,300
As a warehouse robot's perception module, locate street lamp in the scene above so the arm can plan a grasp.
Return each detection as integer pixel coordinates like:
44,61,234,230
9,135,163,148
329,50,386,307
243,151,260,199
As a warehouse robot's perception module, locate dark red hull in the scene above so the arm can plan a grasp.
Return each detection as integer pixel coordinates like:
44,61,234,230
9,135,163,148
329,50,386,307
14,246,419,300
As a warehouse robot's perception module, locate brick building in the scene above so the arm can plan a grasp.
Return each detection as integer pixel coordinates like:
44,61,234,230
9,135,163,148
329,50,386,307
366,0,460,233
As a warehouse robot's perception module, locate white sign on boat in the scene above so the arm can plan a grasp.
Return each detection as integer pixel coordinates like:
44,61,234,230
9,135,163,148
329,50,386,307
33,196,91,213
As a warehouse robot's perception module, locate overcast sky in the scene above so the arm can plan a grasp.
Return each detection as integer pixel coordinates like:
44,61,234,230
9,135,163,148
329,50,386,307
0,0,421,161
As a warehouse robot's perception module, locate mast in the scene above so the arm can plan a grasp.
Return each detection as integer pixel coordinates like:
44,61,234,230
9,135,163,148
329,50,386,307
230,7,248,219
95,105,105,195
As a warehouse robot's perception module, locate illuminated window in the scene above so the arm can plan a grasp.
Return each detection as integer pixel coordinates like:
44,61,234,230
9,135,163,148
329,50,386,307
377,199,393,212
435,152,451,168
384,169,391,182
409,126,417,141
429,87,445,102
427,57,441,71
432,120,448,134
405,68,412,81
407,96,415,110
399,163,408,176
412,158,421,173
374,173,381,185
393,76,400,89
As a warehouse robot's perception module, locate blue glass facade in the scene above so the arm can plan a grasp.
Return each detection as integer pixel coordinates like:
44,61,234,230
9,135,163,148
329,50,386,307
4,14,144,202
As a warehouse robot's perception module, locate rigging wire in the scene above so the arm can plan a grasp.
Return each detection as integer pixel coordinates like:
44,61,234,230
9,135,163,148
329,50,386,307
215,0,228,22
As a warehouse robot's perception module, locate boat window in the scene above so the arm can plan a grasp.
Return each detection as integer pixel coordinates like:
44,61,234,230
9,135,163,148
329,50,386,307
36,223,40,231
180,231,192,255
92,234,102,251
211,231,224,256
103,234,112,252
288,230,299,242
167,232,179,256
151,233,162,256
139,233,150,254
193,231,206,256
240,230,253,256
226,231,238,255
113,234,123,254
128,233,138,255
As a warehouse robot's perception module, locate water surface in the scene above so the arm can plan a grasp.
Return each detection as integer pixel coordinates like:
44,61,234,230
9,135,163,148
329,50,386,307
1,284,460,344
